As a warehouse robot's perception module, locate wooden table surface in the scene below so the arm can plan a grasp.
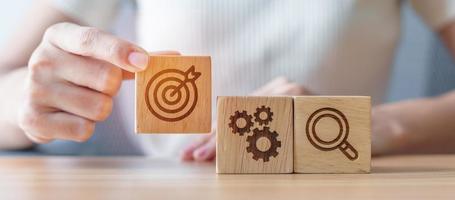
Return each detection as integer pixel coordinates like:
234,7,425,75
0,155,454,200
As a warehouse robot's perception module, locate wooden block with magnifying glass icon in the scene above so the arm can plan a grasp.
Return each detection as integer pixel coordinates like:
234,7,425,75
293,96,371,173
216,96,294,174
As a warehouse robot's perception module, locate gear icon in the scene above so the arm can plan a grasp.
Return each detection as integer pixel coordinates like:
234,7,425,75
246,127,281,162
254,105,273,126
228,111,254,135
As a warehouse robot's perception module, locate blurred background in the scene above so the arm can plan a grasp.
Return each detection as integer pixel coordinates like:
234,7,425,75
2,1,454,102
1,0,454,155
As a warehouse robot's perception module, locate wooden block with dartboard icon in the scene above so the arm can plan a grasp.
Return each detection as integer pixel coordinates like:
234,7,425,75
216,96,293,174
135,55,211,133
294,96,371,173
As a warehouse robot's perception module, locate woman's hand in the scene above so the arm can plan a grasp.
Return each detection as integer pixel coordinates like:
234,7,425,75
181,77,310,162
18,22,160,143
182,75,455,161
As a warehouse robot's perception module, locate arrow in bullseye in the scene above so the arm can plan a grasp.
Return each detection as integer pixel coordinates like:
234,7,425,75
170,65,201,97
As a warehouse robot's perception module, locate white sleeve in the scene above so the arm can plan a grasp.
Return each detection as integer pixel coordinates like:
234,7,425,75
411,0,455,31
51,0,122,29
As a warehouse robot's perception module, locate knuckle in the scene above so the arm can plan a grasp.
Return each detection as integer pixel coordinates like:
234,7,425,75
390,123,408,143
285,83,302,94
97,65,122,95
43,23,59,40
281,85,293,93
27,84,49,103
43,22,70,39
72,120,95,142
79,27,102,49
92,95,113,121
107,41,129,63
17,105,40,132
28,49,54,77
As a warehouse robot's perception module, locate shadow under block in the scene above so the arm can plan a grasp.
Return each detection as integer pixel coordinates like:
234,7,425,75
135,55,211,133
294,96,371,173
216,96,293,174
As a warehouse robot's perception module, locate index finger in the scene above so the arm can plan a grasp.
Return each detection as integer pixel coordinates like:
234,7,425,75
44,23,148,72
122,51,181,80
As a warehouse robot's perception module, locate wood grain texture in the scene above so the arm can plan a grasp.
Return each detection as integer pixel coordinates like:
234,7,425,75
135,55,211,133
216,96,293,174
1,155,455,200
294,96,371,173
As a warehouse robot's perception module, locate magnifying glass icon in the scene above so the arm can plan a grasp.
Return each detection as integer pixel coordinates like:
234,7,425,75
305,107,358,161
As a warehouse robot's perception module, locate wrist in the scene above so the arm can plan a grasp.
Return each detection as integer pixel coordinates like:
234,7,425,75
0,68,28,127
372,98,436,155
371,103,410,155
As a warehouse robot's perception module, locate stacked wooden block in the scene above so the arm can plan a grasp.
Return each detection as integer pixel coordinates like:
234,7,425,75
136,55,371,174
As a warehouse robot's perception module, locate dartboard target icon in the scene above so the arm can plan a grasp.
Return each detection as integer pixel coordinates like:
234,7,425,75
145,65,201,122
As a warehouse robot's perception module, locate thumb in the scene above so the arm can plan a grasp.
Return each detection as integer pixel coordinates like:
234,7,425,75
122,51,181,80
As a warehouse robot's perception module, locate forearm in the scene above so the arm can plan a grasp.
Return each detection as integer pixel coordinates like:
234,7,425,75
0,68,34,150
375,92,455,154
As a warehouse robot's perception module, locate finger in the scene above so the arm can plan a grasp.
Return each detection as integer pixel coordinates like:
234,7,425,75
47,112,95,142
273,83,305,96
34,83,113,121
149,51,181,56
123,51,181,80
44,23,149,72
49,50,122,96
181,133,212,161
193,135,216,162
24,132,54,144
22,111,95,142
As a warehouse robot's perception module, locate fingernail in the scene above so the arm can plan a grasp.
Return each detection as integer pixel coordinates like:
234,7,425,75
128,51,149,70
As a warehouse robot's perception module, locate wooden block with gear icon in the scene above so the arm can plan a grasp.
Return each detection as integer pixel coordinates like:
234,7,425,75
135,55,211,133
216,96,293,174
294,96,371,173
